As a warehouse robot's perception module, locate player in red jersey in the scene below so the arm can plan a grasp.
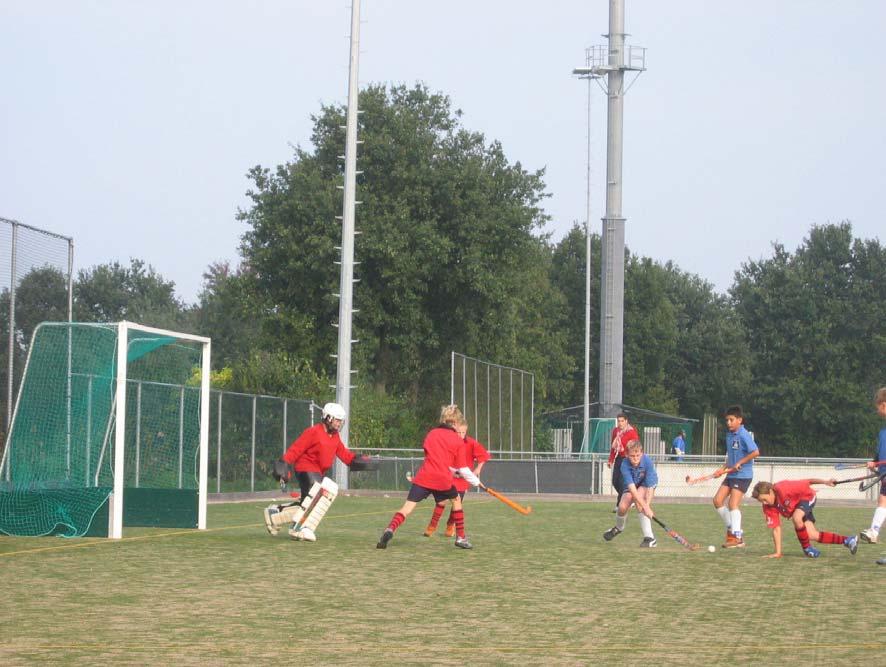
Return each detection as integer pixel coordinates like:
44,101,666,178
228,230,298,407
377,405,484,550
263,403,374,538
423,423,491,538
751,478,859,559
607,413,639,509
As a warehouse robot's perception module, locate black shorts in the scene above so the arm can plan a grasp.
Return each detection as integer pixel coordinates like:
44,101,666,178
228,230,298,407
795,499,816,524
880,478,886,497
406,483,458,504
720,477,752,493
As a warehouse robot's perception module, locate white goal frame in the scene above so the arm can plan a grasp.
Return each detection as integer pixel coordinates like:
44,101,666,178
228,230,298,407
109,321,211,538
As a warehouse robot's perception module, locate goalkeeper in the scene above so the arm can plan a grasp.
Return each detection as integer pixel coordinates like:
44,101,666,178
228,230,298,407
263,402,375,539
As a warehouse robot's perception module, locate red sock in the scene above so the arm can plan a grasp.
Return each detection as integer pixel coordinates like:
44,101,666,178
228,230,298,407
387,512,406,532
795,526,810,549
446,509,455,528
451,509,465,539
427,504,445,529
817,531,845,545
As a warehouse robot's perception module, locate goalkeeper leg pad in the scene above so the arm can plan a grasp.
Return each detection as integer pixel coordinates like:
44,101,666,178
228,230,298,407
289,477,339,541
264,503,305,536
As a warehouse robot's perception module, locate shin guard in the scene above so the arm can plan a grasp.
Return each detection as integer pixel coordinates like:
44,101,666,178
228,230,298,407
289,477,339,542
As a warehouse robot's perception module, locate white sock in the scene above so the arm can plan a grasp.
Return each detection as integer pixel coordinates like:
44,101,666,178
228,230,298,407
638,514,654,539
615,514,627,531
717,506,731,529
872,507,886,532
730,509,743,537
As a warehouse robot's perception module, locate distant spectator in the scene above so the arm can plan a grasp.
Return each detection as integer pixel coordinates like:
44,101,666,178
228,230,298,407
672,430,686,462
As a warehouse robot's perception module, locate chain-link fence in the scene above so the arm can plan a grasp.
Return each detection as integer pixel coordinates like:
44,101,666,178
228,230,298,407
1,217,74,444
451,352,534,456
209,391,315,493
340,450,883,503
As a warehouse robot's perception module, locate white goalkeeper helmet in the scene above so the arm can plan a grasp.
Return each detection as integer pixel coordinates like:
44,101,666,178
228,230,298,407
322,402,347,423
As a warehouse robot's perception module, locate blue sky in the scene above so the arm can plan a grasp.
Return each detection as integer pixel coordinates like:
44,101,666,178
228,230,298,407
2,1,883,303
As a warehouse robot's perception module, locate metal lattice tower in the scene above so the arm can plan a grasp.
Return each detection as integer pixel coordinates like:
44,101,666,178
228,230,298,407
573,0,645,418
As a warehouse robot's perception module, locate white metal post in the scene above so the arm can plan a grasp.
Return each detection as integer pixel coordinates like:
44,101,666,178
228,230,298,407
111,322,129,539
334,0,362,490
197,339,211,529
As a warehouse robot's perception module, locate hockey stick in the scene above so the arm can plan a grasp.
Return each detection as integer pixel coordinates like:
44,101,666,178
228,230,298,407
651,515,701,551
834,460,886,470
485,487,532,515
833,473,881,486
685,467,736,485
859,473,886,492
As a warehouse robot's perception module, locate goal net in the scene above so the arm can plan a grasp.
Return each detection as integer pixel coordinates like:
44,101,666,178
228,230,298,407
0,321,210,538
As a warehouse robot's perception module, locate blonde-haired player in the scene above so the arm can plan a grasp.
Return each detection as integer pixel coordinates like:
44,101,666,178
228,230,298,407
377,405,483,550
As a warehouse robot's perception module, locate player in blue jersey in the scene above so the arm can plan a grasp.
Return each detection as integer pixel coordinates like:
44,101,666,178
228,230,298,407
603,440,659,547
861,387,886,551
713,405,760,548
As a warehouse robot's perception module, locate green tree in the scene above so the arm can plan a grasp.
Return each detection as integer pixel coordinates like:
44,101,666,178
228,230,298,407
74,259,187,330
659,263,752,419
193,261,260,368
731,222,886,455
239,83,567,418
549,224,600,408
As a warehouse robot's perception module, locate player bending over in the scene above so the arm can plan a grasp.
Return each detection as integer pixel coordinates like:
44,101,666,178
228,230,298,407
423,422,490,539
751,479,859,558
377,405,483,550
263,402,374,541
603,441,658,547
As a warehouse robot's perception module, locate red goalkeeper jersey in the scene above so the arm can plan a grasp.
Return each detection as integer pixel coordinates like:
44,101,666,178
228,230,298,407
282,422,355,473
761,479,817,528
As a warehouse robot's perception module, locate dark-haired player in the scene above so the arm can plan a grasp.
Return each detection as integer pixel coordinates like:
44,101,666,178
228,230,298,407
713,405,759,548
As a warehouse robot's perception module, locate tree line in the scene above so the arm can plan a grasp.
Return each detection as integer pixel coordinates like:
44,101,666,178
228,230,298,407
2,84,883,456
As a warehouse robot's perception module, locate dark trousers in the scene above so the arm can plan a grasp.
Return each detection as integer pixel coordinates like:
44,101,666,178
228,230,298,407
612,456,625,504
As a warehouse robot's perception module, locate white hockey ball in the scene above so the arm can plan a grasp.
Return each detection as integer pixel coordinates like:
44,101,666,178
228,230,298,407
707,545,716,553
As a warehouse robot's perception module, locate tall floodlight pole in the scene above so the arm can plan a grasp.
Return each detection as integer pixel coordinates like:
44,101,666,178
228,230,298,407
575,0,645,418
333,0,362,489
571,57,601,450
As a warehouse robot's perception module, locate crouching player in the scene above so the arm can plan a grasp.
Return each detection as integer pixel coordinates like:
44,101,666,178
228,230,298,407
423,422,490,538
603,441,659,547
263,402,375,541
751,478,859,558
377,405,483,550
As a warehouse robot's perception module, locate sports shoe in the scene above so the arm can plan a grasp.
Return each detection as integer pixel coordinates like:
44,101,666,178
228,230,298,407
376,529,394,549
640,537,657,548
444,524,456,538
844,535,859,555
722,533,740,548
803,545,821,558
603,526,622,541
263,506,279,536
454,537,473,549
876,556,886,565
860,528,879,544
423,524,437,537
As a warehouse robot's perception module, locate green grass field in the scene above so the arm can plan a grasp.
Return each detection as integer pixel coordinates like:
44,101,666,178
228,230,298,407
2,495,884,666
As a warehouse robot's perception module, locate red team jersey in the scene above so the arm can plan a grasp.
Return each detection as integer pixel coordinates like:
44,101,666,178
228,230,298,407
608,426,640,466
413,426,470,491
761,479,817,528
282,422,355,473
452,436,491,492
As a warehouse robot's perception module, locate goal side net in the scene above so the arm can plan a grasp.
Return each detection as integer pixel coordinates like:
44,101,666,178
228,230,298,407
0,321,210,538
